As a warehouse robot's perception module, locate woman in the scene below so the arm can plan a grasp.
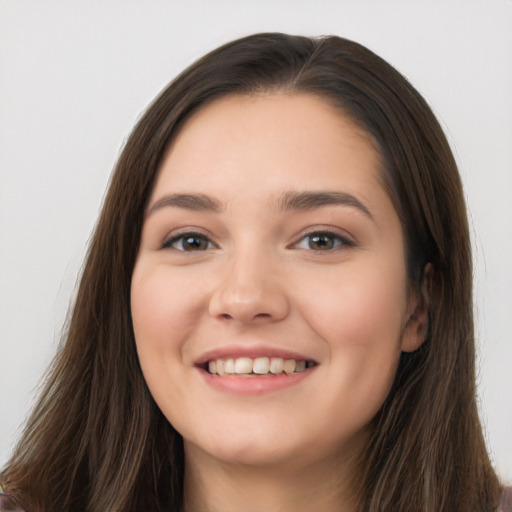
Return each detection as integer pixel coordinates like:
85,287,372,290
0,33,508,512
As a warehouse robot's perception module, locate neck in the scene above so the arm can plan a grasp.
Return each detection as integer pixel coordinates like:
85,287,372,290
183,444,360,512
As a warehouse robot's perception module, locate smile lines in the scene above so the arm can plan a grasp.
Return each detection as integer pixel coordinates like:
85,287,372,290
206,357,315,376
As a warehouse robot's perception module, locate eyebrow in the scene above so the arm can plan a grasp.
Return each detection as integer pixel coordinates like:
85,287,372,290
147,193,224,217
146,190,372,219
277,191,373,219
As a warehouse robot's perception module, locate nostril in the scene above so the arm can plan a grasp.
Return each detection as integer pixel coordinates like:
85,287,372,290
219,312,272,321
209,284,290,323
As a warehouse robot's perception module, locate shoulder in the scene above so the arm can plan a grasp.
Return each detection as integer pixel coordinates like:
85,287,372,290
500,486,512,512
0,493,27,512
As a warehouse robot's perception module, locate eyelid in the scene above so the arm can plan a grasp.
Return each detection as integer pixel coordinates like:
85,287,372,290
160,228,218,251
291,227,356,250
158,225,355,252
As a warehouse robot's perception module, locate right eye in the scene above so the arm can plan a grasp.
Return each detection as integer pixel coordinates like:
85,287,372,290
161,232,215,252
292,230,355,252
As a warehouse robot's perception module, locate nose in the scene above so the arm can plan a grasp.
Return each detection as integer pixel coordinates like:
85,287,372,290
208,250,290,324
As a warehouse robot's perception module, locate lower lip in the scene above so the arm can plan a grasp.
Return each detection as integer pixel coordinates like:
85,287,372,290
199,368,315,395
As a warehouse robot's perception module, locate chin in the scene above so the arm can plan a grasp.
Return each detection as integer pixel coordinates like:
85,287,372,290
183,419,357,472
183,423,312,468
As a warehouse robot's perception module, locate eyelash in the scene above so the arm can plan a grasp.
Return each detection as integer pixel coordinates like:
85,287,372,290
293,230,355,252
161,229,355,253
161,231,216,252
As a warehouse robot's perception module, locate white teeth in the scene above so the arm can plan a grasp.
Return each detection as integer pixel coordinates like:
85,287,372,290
224,358,235,374
283,359,296,375
252,357,270,374
269,357,284,374
234,357,253,374
207,356,312,376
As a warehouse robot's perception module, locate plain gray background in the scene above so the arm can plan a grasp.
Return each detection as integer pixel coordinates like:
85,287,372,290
1,1,511,482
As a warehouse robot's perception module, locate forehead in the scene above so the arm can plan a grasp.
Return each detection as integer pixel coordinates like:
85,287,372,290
152,93,385,209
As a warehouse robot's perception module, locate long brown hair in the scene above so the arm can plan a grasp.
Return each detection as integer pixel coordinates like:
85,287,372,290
1,33,502,511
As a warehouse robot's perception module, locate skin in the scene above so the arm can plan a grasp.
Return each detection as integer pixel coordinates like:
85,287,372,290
131,93,427,512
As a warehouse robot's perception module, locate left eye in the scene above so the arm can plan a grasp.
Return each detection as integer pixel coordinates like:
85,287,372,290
294,232,352,251
162,233,215,252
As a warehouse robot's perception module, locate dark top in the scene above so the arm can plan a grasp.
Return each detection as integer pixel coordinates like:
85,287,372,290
0,493,25,512
1,488,512,511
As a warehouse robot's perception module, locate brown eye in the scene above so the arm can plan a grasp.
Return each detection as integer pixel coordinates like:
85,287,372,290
163,233,214,251
294,231,354,251
308,234,336,250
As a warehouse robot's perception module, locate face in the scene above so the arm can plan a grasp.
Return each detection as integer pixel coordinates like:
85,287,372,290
131,94,424,470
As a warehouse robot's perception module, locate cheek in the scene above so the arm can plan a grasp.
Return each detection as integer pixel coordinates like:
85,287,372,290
304,259,406,339
297,257,407,405
131,264,205,345
130,265,199,424
130,265,197,395
131,282,168,337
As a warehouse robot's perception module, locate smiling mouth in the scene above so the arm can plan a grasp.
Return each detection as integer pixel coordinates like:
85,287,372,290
203,357,316,376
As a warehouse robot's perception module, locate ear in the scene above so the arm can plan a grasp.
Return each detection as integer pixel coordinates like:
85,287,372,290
401,263,433,353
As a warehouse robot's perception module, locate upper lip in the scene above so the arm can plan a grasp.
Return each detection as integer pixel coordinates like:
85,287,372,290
194,344,317,366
